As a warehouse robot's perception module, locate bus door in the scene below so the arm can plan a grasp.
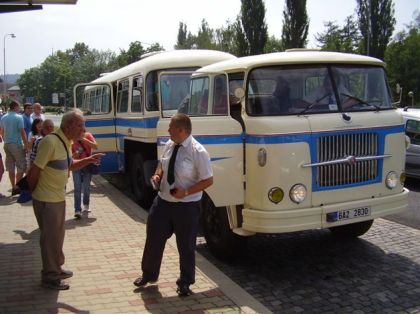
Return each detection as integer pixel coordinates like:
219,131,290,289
73,83,119,173
156,72,244,207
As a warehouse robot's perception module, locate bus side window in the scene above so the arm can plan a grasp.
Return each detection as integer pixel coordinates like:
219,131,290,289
213,75,228,115
101,86,110,113
132,76,143,113
146,71,158,111
228,73,244,129
117,79,129,113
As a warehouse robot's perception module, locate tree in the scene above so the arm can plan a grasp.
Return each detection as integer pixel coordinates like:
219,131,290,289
357,0,396,60
385,18,420,105
264,35,283,53
196,19,215,49
240,0,268,55
315,16,360,53
234,16,249,56
175,22,189,49
281,0,309,49
214,19,238,55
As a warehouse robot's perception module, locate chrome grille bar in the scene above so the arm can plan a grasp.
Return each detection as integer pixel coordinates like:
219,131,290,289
311,133,380,187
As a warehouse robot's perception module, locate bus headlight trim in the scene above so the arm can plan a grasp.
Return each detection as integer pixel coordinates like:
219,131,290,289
289,184,307,203
385,171,398,189
268,187,284,204
257,148,267,167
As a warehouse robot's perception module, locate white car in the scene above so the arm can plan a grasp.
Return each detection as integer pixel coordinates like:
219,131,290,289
398,107,420,179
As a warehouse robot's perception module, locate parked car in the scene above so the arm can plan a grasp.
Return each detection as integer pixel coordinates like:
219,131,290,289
398,107,420,179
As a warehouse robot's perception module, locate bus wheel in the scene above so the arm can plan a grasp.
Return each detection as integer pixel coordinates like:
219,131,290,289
129,153,154,209
201,194,247,261
329,220,374,238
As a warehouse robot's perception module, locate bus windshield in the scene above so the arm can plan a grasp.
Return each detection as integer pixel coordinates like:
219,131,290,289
246,65,393,116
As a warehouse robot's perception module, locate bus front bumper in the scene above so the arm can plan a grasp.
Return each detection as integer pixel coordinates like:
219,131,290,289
240,188,409,234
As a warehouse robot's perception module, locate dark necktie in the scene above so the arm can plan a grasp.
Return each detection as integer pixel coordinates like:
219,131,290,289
167,144,181,185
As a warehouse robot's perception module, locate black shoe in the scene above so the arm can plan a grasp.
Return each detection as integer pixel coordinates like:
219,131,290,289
74,212,81,219
11,188,21,196
133,276,157,287
59,269,73,279
42,279,70,290
177,284,193,297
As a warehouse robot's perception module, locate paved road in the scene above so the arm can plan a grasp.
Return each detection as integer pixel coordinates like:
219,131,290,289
105,173,420,313
386,177,420,230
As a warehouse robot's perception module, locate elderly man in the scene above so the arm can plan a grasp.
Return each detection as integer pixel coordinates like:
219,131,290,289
134,113,213,297
0,100,28,195
27,109,104,290
31,102,45,121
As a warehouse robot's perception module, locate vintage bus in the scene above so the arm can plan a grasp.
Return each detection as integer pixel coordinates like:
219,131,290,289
155,50,409,259
74,49,235,207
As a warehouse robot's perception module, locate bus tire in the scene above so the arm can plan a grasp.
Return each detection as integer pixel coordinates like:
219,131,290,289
201,194,247,261
129,153,154,209
329,220,374,238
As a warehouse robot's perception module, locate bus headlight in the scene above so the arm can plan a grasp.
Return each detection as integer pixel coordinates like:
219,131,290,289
400,173,406,185
289,184,307,203
268,187,284,204
257,148,267,167
385,171,398,189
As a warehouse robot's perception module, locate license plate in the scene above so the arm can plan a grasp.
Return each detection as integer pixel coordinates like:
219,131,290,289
326,206,371,222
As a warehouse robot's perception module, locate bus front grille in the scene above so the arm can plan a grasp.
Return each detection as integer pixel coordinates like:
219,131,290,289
316,133,378,187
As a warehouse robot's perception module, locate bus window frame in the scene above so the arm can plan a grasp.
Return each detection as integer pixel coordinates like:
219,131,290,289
73,82,113,115
131,75,143,113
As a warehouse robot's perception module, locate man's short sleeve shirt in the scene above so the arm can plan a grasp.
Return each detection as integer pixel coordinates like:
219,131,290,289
32,128,71,202
0,112,24,145
159,135,213,202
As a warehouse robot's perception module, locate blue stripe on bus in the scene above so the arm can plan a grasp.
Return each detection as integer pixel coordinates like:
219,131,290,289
85,117,159,128
86,119,115,127
157,134,243,146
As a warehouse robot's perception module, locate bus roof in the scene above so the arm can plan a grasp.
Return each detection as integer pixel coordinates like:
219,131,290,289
194,50,385,74
92,49,236,83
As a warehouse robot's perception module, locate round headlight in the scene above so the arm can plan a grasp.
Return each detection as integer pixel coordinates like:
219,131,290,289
289,184,307,204
400,172,406,185
385,171,398,189
268,187,284,204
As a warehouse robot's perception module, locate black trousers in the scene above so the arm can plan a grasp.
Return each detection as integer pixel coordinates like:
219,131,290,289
141,196,200,286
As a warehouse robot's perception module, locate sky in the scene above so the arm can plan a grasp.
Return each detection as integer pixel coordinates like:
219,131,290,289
1,0,419,75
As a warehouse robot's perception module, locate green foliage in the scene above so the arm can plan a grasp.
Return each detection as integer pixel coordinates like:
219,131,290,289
385,22,420,106
357,0,396,60
315,16,360,53
175,22,190,49
281,0,309,49
264,35,283,53
240,0,268,55
16,41,164,106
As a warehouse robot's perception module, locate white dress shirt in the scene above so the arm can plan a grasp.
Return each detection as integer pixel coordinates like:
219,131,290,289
159,135,212,202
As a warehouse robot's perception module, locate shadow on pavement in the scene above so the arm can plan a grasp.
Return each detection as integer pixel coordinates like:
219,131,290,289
0,229,90,314
197,225,420,313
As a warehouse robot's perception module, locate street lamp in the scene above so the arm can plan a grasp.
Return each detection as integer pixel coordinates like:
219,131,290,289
3,33,16,97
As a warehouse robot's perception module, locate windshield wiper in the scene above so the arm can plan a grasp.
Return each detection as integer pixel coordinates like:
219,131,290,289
299,93,330,115
341,93,381,110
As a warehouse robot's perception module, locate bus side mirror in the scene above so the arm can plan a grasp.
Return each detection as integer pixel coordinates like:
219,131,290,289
234,87,245,100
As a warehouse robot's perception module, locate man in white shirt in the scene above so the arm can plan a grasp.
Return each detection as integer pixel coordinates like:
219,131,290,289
31,103,45,121
133,113,213,297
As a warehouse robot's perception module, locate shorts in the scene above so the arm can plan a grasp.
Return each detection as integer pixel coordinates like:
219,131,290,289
4,143,27,173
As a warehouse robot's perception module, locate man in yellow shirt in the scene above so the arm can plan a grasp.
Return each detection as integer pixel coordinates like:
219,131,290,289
27,109,104,290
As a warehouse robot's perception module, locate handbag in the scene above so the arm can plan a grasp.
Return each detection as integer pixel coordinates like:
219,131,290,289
16,175,30,191
85,163,100,175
